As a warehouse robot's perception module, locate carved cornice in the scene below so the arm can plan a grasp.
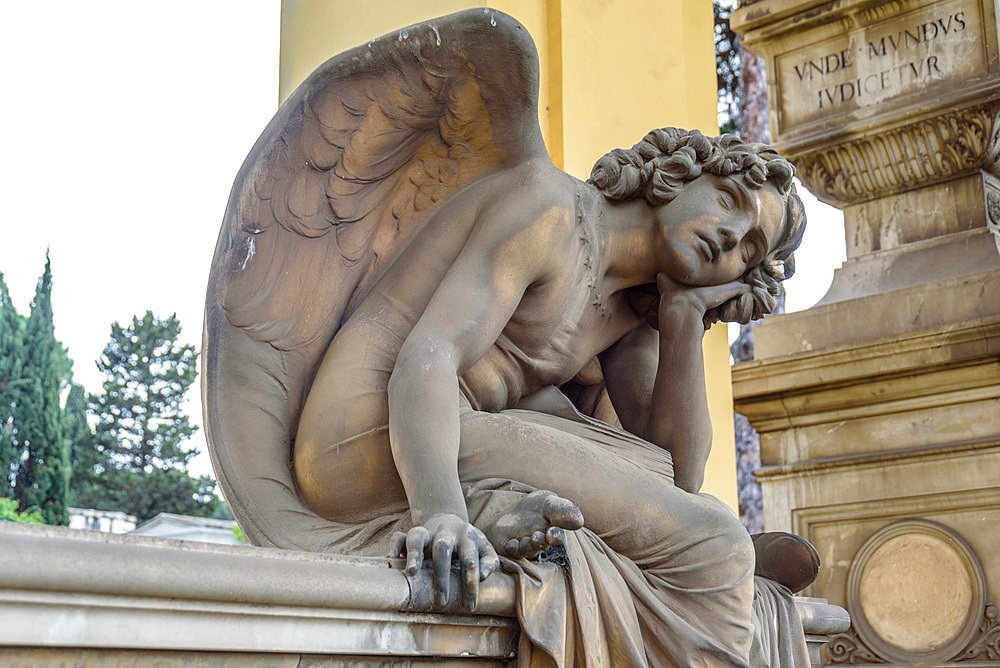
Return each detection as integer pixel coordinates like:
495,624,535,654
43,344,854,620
790,102,1000,208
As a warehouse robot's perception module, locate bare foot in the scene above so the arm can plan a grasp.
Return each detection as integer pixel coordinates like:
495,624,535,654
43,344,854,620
482,490,585,559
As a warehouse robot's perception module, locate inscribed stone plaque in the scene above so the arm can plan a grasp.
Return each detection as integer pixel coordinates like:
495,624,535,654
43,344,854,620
776,0,990,130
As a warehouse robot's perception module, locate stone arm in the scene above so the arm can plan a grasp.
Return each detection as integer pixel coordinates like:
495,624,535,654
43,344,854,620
386,204,558,607
600,275,750,493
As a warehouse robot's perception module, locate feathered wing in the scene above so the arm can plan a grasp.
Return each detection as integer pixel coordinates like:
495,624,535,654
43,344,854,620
203,9,546,550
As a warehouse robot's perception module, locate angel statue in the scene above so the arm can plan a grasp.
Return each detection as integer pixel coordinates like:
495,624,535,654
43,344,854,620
204,8,817,667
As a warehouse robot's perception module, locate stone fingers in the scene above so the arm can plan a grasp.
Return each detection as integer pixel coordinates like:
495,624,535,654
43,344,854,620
387,531,406,558
504,538,521,558
459,532,480,610
404,526,431,576
541,492,585,530
432,533,455,606
478,537,500,580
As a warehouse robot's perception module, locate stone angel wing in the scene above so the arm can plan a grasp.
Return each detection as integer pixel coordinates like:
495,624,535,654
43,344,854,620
203,9,546,550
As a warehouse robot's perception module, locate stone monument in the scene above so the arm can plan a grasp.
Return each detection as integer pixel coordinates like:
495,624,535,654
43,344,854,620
0,8,853,667
201,7,840,666
731,0,1000,664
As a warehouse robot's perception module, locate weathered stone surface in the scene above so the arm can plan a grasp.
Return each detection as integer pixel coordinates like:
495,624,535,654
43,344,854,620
0,522,843,665
203,7,825,665
0,523,518,661
731,2,1000,663
733,0,1000,209
774,0,990,130
0,648,506,667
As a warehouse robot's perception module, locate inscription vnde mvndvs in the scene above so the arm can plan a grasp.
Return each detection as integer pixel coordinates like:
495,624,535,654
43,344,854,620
791,12,967,110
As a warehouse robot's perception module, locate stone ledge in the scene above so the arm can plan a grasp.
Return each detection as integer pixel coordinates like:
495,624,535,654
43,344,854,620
0,647,506,667
750,273,1000,360
733,315,1000,400
0,522,517,662
0,521,847,664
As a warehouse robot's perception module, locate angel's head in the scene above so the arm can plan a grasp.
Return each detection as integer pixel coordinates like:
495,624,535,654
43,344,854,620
588,128,806,323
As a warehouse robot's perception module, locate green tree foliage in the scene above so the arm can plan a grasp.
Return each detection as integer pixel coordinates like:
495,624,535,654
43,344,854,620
10,257,72,525
0,272,24,489
0,265,218,524
65,383,106,508
91,467,219,521
0,497,43,524
88,312,218,520
92,312,198,472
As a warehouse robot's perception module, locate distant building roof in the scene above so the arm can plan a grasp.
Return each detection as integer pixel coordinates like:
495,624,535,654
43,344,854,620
131,513,239,545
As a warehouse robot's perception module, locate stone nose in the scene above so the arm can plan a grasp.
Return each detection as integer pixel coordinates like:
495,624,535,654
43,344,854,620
718,217,752,252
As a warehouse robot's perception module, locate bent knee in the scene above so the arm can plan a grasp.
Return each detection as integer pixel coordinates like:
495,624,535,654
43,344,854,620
692,494,755,575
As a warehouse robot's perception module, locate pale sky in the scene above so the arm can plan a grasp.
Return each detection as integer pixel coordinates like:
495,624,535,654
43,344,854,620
0,2,845,480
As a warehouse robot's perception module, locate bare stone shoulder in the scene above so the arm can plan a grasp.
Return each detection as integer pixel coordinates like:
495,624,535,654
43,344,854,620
469,167,583,276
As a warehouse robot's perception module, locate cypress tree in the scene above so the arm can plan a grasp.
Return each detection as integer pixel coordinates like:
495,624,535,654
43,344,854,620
65,382,105,509
12,256,71,524
0,272,24,493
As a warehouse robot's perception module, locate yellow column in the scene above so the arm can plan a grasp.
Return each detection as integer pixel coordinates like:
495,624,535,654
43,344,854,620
279,0,738,511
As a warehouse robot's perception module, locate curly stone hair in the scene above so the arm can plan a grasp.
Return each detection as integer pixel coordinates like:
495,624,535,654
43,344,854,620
589,128,807,324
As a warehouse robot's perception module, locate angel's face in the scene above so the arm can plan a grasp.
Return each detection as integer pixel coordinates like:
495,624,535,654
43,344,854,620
652,174,785,287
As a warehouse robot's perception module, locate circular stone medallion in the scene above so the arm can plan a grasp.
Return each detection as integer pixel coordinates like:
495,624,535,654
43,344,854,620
847,520,985,663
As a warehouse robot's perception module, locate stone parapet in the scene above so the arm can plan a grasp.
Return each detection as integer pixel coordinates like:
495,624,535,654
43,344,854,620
0,522,844,666
0,523,517,664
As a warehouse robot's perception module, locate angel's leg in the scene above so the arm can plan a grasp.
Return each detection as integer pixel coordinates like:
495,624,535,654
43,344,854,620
457,404,754,610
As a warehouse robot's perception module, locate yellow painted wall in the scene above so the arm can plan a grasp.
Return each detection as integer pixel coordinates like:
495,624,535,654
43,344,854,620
278,0,739,512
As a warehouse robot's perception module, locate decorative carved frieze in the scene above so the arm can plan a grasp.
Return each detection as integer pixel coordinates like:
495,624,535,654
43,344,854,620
986,172,1000,253
827,627,886,664
827,604,1000,664
960,603,1000,662
791,101,1000,207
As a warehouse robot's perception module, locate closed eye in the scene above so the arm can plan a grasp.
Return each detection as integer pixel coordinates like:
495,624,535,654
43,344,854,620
717,190,737,211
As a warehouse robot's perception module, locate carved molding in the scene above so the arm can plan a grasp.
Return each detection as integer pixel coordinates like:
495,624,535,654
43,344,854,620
986,175,1000,254
846,520,988,663
791,102,1000,208
826,627,886,664
960,603,1000,662
827,604,1000,664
